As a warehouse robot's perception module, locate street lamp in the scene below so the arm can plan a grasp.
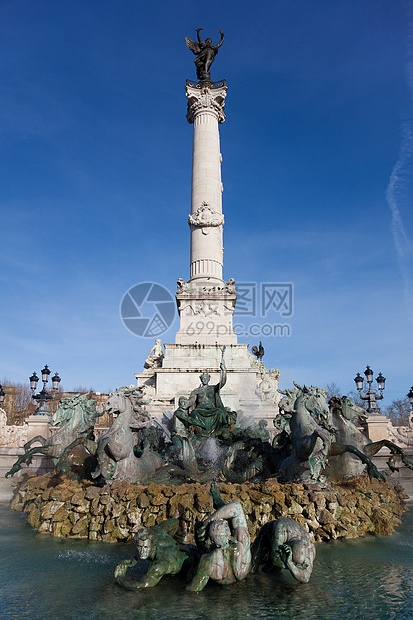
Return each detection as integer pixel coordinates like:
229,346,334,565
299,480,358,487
354,365,386,415
30,365,61,415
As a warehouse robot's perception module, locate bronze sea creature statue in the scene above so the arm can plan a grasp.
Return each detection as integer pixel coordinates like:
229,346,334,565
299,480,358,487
186,483,252,591
5,393,102,478
326,395,413,479
114,518,200,590
277,384,386,483
114,485,317,591
251,517,316,583
185,28,224,82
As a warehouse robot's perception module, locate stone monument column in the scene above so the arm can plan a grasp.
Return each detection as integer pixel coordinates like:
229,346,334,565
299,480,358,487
135,33,281,428
186,83,227,283
174,80,237,345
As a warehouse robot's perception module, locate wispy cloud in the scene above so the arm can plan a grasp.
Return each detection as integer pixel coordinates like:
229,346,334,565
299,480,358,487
385,2,413,316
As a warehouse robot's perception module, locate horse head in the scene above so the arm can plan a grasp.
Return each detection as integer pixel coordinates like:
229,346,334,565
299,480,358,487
340,395,367,423
297,385,330,422
52,393,99,431
103,386,151,428
278,387,299,414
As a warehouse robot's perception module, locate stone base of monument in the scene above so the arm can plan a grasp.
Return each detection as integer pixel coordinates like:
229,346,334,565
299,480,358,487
10,472,407,543
0,448,54,502
26,414,51,443
366,415,389,442
135,343,280,431
372,448,413,500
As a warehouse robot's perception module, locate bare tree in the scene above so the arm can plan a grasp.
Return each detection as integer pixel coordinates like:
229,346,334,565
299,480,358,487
385,398,411,427
1,378,33,425
326,381,342,401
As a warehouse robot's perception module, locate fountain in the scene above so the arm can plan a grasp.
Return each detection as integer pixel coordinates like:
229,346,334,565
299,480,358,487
4,28,413,606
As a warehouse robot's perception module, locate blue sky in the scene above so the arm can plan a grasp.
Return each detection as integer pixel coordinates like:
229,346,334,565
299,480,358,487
0,0,412,405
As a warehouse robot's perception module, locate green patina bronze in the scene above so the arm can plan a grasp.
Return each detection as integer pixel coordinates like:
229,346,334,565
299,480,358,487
327,396,413,479
114,518,199,589
251,518,316,583
114,484,319,592
186,483,252,591
5,393,102,478
186,352,235,439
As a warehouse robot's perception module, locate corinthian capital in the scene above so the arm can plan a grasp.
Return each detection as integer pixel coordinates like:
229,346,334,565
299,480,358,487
185,84,227,124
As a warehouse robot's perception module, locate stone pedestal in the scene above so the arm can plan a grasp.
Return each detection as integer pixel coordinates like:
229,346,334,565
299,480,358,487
25,414,51,443
0,448,54,501
136,343,280,427
175,281,237,345
365,414,389,442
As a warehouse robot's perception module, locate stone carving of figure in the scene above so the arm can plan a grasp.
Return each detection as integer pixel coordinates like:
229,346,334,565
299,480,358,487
144,339,164,369
177,278,189,294
187,351,230,437
0,407,28,447
226,278,236,294
187,483,251,591
259,368,281,402
185,28,224,82
251,518,316,583
387,421,413,447
114,519,199,589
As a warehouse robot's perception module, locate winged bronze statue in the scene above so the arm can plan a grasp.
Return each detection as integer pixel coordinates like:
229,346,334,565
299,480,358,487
185,28,224,82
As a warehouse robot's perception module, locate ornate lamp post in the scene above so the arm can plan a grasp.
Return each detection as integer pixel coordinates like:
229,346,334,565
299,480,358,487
354,365,386,414
29,365,61,415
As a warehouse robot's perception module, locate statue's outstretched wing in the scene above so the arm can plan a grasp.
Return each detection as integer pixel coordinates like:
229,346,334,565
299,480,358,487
185,36,201,55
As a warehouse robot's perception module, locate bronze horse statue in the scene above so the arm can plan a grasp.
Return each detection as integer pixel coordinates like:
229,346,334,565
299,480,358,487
71,386,164,484
223,383,385,484
5,393,102,478
72,386,212,485
277,384,385,483
276,384,332,482
326,396,413,479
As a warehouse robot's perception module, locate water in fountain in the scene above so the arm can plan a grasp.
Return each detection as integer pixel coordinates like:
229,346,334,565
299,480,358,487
2,503,413,619
196,437,225,473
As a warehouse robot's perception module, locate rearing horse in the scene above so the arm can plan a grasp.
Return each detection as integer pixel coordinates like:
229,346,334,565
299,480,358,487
5,393,101,478
278,383,332,482
81,386,162,483
277,384,385,483
327,396,413,479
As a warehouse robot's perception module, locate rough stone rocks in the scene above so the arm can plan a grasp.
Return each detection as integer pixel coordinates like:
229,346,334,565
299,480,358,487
10,473,408,544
